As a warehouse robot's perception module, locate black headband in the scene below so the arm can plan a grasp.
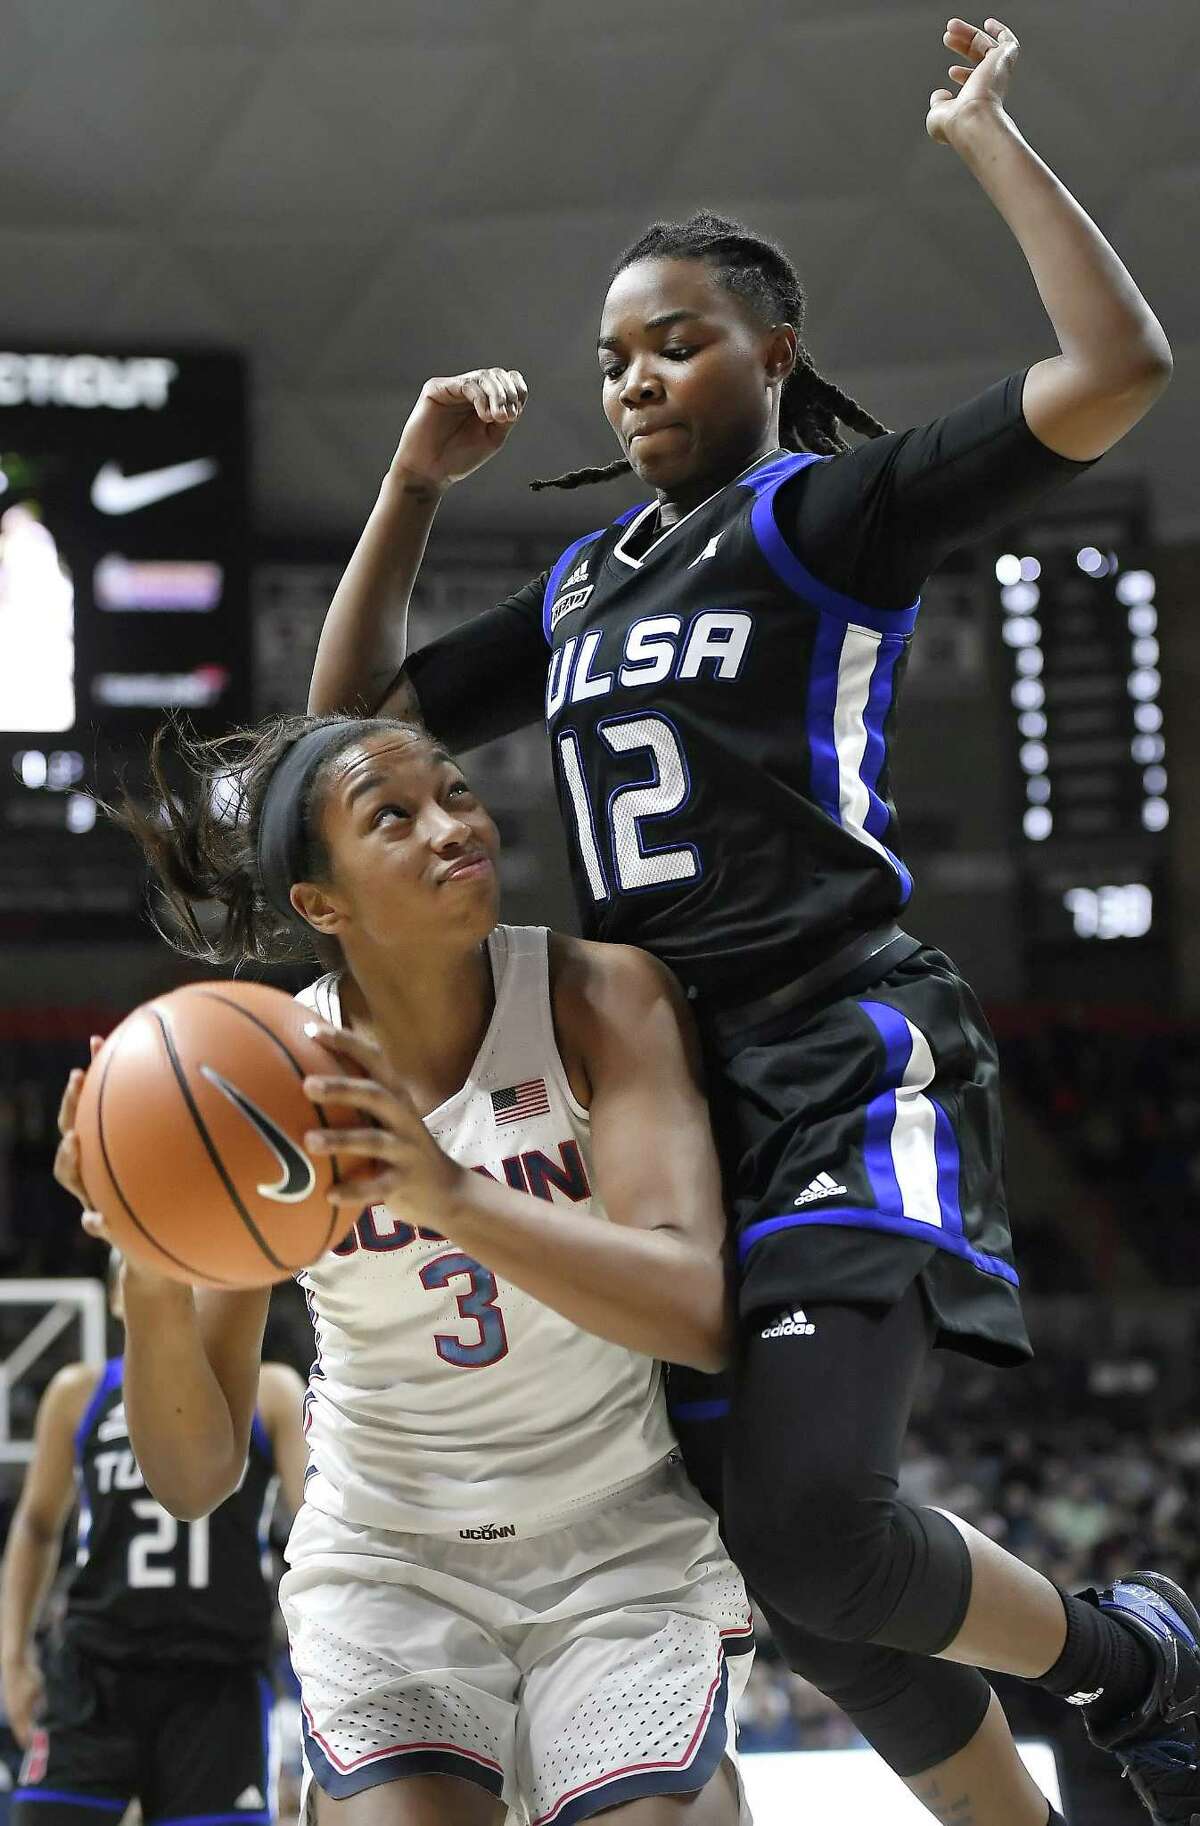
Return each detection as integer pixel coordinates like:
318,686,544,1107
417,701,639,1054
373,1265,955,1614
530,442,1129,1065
256,723,355,922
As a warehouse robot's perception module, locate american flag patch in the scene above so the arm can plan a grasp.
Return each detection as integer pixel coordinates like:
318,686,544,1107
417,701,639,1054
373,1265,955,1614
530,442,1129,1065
491,1079,551,1126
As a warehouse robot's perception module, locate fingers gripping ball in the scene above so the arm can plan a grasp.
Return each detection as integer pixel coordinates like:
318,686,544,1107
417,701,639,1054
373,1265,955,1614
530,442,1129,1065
75,982,370,1287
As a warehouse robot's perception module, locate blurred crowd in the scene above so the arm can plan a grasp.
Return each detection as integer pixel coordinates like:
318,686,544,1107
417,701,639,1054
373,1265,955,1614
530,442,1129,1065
1000,1010,1200,1282
0,1014,107,1281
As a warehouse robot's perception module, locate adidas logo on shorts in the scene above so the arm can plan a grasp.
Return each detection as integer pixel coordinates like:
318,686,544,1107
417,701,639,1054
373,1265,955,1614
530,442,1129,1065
761,1308,816,1340
793,1170,847,1207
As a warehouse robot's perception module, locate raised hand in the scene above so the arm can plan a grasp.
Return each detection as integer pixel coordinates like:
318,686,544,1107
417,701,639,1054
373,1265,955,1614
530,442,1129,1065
928,16,1020,145
301,1022,466,1220
389,366,528,492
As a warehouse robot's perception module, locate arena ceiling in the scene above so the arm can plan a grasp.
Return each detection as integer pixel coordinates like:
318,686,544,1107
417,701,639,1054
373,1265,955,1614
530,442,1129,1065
2,0,1196,545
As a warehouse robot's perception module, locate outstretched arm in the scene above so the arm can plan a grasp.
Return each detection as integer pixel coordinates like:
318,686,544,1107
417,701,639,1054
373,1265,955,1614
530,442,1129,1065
308,368,527,717
930,18,1171,459
0,1365,94,1747
301,944,732,1371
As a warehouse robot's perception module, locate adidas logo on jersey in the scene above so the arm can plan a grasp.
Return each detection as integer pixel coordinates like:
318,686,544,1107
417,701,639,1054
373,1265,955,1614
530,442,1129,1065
562,558,590,591
234,1787,265,1810
761,1308,816,1340
793,1171,847,1207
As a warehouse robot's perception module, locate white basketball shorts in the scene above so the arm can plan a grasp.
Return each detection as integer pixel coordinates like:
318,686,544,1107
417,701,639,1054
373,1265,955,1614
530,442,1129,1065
280,1456,754,1825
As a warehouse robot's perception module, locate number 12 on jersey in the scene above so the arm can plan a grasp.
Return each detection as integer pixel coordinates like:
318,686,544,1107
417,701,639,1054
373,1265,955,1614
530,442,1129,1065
557,714,700,901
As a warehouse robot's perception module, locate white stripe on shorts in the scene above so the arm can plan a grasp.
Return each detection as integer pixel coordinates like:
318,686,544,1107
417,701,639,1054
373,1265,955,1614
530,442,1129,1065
889,1017,942,1228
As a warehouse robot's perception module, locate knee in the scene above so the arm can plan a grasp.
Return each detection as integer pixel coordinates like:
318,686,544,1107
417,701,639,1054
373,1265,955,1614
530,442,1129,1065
725,1472,895,1641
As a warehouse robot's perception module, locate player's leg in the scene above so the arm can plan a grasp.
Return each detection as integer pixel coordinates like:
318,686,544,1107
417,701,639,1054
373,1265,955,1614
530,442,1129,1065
723,1292,1058,1826
278,1506,518,1826
723,1288,982,1654
11,1649,135,1826
727,1288,1193,1822
763,1597,1056,1826
728,1252,1171,1720
306,1773,506,1826
516,1460,752,1826
595,1758,743,1823
901,1691,1063,1826
719,959,1196,1785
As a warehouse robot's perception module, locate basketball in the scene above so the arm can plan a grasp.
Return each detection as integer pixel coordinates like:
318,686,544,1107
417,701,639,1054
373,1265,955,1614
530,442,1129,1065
74,981,366,1288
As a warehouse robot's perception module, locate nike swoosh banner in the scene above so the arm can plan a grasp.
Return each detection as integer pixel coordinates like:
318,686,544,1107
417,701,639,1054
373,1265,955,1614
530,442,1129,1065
0,347,249,937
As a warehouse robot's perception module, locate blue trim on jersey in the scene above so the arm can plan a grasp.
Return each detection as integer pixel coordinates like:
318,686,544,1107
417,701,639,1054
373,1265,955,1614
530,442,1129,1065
737,1207,1019,1286
803,615,913,901
249,1410,272,1468
543,531,606,645
537,1655,729,1826
73,1359,123,1463
301,1712,505,1801
859,998,964,1238
861,637,899,843
860,997,912,1216
14,1794,129,1813
806,613,846,827
859,638,913,903
668,1399,730,1422
150,1815,269,1826
932,1101,966,1238
744,453,920,636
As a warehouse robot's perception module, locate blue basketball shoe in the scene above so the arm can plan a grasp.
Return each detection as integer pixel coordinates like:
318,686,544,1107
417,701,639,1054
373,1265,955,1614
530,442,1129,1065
1078,1573,1200,1824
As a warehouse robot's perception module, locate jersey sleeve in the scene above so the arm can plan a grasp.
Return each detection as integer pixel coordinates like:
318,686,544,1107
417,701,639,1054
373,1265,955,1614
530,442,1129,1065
401,570,549,750
776,370,1098,611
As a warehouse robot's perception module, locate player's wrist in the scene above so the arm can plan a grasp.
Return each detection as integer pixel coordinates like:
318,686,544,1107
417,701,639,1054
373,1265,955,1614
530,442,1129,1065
440,1162,491,1233
945,96,1016,159
382,460,453,503
119,1260,193,1303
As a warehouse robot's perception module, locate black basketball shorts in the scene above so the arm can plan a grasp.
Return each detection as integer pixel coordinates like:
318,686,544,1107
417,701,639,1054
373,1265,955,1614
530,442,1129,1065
13,1642,277,1826
705,943,1032,1368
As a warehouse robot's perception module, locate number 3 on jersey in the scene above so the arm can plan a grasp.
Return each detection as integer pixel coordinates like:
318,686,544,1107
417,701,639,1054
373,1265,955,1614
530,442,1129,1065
558,714,700,902
421,1251,509,1369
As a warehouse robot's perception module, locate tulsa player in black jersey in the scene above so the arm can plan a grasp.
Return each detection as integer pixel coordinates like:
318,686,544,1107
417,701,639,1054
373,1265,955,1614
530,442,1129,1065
0,1250,306,1826
308,15,1200,1826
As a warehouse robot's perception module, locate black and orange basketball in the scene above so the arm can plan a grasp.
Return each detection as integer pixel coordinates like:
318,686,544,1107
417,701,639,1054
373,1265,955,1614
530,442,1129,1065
75,981,366,1288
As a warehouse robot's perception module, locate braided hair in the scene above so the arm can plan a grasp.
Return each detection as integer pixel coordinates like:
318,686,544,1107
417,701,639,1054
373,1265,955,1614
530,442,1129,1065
530,209,888,492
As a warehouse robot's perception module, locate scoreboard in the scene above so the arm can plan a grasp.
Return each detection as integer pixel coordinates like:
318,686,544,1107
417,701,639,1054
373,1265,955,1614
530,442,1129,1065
990,486,1170,996
0,347,248,936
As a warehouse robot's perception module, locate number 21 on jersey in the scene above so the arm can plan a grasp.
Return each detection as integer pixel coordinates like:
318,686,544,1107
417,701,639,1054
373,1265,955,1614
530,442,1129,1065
557,714,700,902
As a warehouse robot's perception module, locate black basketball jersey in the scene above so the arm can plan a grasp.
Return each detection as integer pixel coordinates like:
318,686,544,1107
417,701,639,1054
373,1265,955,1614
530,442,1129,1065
540,449,917,1006
62,1359,277,1669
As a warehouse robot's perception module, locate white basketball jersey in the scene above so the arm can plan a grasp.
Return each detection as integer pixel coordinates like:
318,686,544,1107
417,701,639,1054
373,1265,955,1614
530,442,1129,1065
294,924,675,1537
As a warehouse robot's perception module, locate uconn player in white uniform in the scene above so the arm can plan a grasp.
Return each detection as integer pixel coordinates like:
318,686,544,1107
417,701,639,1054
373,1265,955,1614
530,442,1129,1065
53,712,754,1826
